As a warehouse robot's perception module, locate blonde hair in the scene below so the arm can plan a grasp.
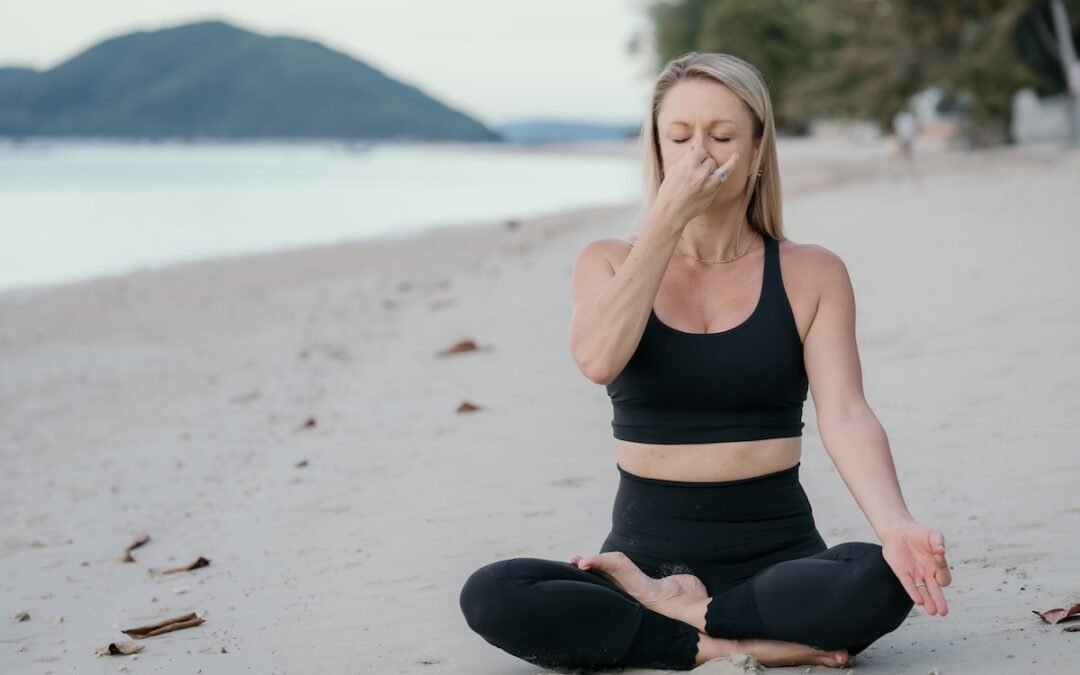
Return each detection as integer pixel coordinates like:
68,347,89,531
625,51,785,241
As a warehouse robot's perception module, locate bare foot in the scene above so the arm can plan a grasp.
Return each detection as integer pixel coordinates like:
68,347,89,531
570,553,855,669
570,551,709,629
696,634,853,668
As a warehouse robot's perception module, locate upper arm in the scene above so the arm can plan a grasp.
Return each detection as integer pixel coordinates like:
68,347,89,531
570,239,617,318
568,238,619,377
802,246,869,421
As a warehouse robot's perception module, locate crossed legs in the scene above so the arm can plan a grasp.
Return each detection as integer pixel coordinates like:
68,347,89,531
573,541,915,656
459,543,911,671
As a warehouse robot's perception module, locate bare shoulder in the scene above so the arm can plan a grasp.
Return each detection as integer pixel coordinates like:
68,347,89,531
777,238,851,290
575,235,636,270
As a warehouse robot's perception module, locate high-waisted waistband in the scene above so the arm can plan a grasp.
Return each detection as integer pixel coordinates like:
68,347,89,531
602,461,827,592
613,461,814,522
616,461,802,486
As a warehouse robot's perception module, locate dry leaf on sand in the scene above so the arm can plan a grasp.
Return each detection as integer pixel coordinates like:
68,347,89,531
436,339,492,357
1031,602,1080,624
153,556,210,575
122,612,204,639
121,533,150,563
456,401,482,413
95,641,144,656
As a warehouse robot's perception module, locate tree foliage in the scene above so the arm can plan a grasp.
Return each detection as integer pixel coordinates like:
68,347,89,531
643,0,1080,140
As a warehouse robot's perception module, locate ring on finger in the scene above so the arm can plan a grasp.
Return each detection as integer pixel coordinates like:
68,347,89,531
713,168,727,182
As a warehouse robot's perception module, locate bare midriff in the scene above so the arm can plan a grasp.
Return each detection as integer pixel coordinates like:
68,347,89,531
615,435,801,482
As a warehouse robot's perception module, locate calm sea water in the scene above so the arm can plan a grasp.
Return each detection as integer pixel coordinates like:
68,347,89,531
0,140,642,294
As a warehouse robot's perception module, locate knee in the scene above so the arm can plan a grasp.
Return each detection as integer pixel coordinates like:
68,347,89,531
858,544,916,627
459,559,518,638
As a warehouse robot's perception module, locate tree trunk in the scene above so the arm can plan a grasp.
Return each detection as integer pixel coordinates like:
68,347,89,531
1050,0,1080,145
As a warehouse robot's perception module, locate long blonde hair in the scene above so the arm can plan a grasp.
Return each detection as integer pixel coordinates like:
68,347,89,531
626,51,785,241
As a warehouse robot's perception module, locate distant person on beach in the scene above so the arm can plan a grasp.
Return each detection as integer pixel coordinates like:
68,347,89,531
460,52,952,671
892,108,920,177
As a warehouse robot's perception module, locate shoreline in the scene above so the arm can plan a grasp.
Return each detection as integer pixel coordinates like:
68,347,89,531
4,134,1056,301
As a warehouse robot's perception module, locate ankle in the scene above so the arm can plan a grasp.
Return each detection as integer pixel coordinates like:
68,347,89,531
694,634,740,664
671,596,710,633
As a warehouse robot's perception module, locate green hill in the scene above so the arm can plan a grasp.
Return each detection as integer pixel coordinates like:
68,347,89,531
0,20,501,141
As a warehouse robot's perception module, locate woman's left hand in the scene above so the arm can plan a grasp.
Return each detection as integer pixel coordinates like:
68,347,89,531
881,523,952,616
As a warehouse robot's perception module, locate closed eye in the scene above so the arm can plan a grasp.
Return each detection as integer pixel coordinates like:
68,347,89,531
673,138,730,143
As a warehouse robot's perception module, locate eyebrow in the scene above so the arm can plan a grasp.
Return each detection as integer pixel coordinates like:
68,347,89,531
666,119,736,127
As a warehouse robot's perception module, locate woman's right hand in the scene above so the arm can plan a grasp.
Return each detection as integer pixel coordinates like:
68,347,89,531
653,145,739,226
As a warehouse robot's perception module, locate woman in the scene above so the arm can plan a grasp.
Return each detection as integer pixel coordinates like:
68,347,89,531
459,52,952,671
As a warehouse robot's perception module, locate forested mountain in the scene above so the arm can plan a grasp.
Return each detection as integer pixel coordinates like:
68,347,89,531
0,20,501,141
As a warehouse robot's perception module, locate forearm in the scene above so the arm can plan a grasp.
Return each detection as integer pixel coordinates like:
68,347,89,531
572,208,684,382
817,404,916,541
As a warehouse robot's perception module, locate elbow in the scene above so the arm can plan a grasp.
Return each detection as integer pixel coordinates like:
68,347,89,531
584,365,616,386
569,328,620,385
570,348,615,385
576,357,615,386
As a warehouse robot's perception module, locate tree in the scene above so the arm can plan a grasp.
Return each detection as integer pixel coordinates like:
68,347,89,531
642,0,1080,144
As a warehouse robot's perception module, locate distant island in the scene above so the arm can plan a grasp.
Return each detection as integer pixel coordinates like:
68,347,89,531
496,119,640,144
0,20,501,142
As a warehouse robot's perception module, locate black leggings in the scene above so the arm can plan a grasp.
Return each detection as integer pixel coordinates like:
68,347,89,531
459,462,915,671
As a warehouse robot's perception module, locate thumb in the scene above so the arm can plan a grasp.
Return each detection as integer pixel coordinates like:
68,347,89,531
933,531,946,553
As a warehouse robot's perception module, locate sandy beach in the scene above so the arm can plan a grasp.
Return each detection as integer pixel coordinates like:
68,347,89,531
2,137,1079,674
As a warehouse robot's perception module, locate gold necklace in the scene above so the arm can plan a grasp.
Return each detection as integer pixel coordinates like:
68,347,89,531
674,229,759,264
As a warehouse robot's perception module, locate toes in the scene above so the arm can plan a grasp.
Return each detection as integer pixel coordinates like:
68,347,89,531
824,650,850,667
572,551,633,575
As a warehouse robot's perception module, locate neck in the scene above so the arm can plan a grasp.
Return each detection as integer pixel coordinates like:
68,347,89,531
678,210,754,261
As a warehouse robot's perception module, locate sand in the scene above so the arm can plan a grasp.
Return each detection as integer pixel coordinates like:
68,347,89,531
1,136,1078,674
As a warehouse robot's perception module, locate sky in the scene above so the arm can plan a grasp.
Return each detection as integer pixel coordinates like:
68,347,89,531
0,0,659,127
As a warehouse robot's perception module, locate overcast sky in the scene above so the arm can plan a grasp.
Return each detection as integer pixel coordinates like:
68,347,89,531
0,0,659,127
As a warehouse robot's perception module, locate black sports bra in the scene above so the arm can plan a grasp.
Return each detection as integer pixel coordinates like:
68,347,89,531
604,233,808,444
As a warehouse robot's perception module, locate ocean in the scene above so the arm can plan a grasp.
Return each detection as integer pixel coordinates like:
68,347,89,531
0,139,642,294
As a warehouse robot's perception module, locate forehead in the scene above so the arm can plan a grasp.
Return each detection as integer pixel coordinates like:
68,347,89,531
658,79,746,128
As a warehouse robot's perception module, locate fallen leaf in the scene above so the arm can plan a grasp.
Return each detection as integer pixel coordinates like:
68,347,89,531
297,416,317,430
121,533,150,563
154,556,210,575
438,339,477,356
436,339,493,357
122,612,204,639
456,401,482,413
1032,601,1080,624
95,641,144,656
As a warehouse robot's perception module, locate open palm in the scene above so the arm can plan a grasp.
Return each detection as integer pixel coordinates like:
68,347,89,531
881,523,952,616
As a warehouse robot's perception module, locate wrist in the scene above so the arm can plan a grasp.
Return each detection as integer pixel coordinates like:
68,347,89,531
647,201,688,235
877,516,917,540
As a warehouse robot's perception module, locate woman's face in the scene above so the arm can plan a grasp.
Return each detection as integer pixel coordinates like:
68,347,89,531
655,78,761,196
